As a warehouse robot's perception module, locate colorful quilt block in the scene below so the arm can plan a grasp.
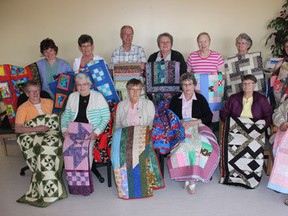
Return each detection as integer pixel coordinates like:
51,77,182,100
56,74,71,91
11,78,28,96
113,62,142,77
83,60,119,103
5,103,16,119
145,61,181,93
0,82,12,98
54,93,68,109
11,65,25,76
194,73,224,122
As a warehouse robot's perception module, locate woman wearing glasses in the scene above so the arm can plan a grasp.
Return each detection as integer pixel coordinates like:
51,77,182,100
220,74,272,126
168,72,219,195
115,78,155,129
112,78,164,199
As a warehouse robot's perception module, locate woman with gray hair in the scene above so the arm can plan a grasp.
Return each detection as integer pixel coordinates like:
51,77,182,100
167,72,219,195
235,33,253,56
61,73,110,165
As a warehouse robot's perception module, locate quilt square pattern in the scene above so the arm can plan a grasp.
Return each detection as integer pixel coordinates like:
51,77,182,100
113,63,143,100
16,114,67,207
145,61,181,93
219,116,266,189
0,63,41,123
83,60,119,103
194,73,224,122
224,52,265,99
49,72,75,113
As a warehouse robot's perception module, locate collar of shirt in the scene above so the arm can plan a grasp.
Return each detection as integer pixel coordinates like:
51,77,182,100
156,51,171,61
179,92,197,102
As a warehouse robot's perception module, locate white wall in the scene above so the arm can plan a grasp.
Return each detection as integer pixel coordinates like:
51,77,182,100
0,0,284,67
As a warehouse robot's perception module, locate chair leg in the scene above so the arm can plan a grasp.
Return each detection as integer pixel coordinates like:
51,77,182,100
1,138,8,156
107,160,112,187
159,154,164,178
91,162,105,183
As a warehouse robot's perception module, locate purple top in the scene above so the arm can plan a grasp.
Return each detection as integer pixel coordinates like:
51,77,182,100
220,91,272,127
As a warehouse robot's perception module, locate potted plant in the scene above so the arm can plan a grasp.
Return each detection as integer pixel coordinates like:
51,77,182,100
266,0,288,57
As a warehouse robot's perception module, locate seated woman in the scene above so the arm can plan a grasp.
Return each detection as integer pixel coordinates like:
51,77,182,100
36,38,72,98
61,73,110,195
267,99,288,206
270,36,288,108
112,78,164,199
168,72,219,194
219,74,273,188
220,74,272,127
235,33,253,57
73,34,104,72
15,81,67,207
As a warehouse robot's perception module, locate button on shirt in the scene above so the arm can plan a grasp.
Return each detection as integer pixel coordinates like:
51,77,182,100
179,92,197,119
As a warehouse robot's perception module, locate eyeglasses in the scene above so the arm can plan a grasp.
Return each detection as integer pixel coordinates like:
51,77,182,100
76,83,90,87
242,82,255,86
122,33,134,37
182,83,194,87
236,42,248,46
27,90,40,94
128,88,142,93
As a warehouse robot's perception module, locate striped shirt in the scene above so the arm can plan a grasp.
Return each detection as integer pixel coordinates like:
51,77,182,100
186,50,224,74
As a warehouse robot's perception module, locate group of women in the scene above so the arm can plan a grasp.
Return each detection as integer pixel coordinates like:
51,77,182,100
21,31,288,205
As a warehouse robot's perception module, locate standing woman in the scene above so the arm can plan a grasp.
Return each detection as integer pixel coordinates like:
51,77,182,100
168,72,220,194
148,32,187,75
36,38,72,98
235,33,253,56
186,32,224,75
73,34,104,72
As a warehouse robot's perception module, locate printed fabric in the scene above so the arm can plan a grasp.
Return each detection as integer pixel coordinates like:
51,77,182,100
111,125,164,199
63,122,94,195
219,116,266,189
16,114,67,207
267,129,288,194
167,119,219,182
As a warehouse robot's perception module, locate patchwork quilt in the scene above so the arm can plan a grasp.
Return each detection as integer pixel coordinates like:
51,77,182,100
152,101,185,154
63,122,94,196
93,101,117,163
145,61,181,94
49,72,75,113
167,121,219,183
83,60,120,103
0,63,41,123
16,114,67,207
219,117,266,189
194,73,224,122
224,52,265,99
113,63,143,100
111,125,164,199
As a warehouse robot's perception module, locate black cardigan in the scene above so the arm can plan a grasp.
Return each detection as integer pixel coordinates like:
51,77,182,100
148,50,187,75
169,92,213,127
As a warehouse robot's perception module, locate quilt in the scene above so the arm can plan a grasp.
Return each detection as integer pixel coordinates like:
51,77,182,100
167,120,219,183
113,63,143,100
267,129,288,194
63,122,94,196
224,52,265,99
145,61,181,94
111,125,164,199
83,59,120,103
219,116,266,189
0,63,41,123
152,100,185,154
93,101,117,163
49,72,75,113
16,114,67,207
194,73,224,122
